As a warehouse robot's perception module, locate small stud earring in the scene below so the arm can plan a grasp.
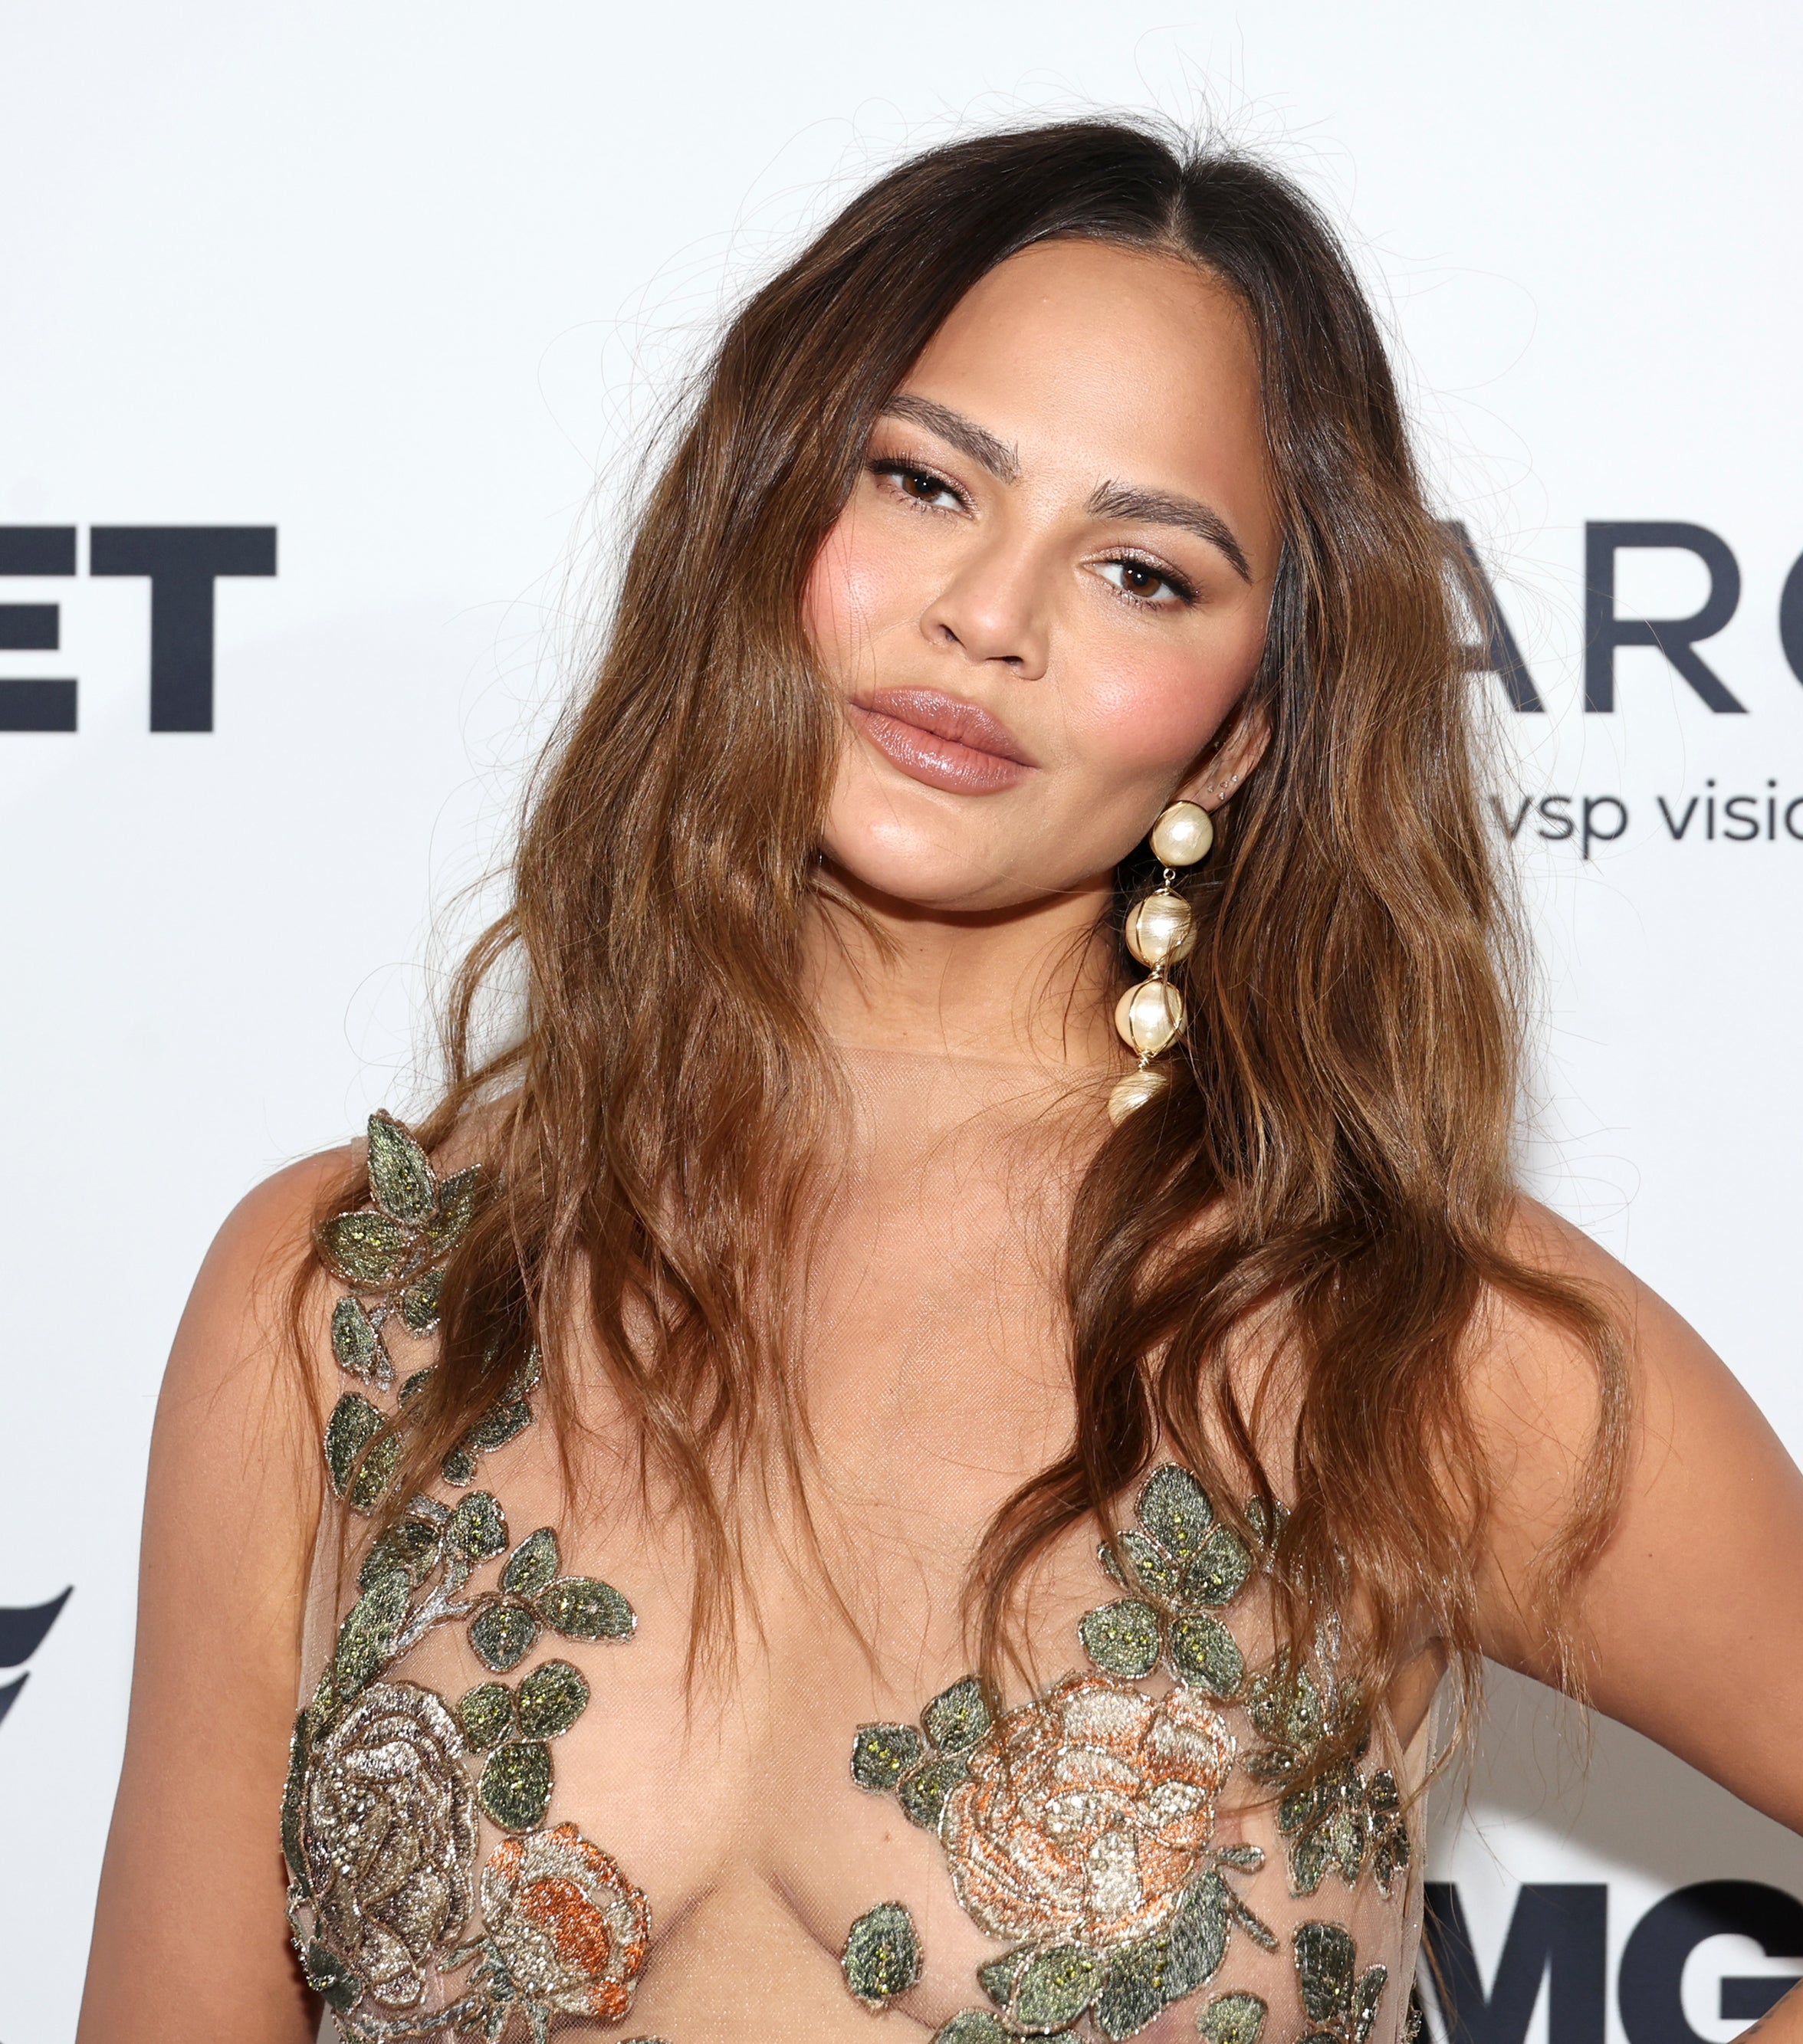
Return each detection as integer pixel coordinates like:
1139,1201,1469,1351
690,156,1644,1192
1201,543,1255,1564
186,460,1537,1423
1108,799,1213,1125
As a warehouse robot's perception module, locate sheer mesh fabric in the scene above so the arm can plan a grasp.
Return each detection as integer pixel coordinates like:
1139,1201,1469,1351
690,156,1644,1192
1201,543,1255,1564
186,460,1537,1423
296,1047,1432,2041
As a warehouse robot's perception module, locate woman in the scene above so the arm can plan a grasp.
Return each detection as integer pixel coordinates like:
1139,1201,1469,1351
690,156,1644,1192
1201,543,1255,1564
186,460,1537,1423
78,120,1803,2044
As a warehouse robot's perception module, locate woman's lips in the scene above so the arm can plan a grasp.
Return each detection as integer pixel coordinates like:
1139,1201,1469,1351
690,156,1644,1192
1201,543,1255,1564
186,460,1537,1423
848,687,1036,795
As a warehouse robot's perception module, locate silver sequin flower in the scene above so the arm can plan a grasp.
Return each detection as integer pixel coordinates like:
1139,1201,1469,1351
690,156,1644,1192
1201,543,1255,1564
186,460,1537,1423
302,1681,479,2007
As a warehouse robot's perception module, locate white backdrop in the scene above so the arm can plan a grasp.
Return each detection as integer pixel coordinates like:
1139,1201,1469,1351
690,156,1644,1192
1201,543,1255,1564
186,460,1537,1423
2,4,1800,2039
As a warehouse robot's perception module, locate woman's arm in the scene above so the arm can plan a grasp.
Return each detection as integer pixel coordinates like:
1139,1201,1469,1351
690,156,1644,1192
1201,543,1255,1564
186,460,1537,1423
1474,1197,1803,1820
77,1153,346,2044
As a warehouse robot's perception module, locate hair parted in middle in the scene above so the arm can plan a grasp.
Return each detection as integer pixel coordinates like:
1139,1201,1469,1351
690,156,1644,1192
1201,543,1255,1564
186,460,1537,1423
306,116,1627,1754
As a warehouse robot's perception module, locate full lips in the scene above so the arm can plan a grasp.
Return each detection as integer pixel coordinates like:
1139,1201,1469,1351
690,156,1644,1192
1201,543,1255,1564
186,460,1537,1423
849,689,1036,795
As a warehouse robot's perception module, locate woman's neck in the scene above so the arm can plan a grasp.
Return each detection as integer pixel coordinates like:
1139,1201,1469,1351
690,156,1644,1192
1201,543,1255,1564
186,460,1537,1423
803,863,1122,1070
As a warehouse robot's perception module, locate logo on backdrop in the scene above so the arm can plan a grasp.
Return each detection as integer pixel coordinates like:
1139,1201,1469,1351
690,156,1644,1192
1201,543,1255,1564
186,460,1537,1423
0,1586,71,1729
1424,1881,1803,2044
0,525,276,731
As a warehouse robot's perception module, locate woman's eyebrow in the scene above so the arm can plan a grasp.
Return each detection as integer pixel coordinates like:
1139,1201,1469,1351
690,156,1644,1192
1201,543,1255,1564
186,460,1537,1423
1086,482,1253,583
878,393,1020,484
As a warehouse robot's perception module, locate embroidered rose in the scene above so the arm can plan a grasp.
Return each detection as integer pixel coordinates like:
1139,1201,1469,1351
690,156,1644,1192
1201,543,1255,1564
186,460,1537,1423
479,1822,652,2021
940,1672,1236,1950
301,1681,478,2008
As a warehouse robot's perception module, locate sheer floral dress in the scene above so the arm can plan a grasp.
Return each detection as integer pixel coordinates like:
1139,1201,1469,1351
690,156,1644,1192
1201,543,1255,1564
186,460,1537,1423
284,1067,1436,2044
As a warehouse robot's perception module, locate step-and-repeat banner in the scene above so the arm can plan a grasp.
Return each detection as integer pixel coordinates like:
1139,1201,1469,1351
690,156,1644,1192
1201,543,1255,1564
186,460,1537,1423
3,4,1799,2038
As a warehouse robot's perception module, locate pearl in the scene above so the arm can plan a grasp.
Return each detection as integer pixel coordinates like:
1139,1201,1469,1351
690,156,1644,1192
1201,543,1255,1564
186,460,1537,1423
1125,888,1195,969
1107,1067,1168,1124
1149,800,1214,868
1114,979,1184,1057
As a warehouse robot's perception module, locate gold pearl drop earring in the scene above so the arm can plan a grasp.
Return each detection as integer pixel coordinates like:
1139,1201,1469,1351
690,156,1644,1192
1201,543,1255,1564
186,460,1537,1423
1107,796,1215,1126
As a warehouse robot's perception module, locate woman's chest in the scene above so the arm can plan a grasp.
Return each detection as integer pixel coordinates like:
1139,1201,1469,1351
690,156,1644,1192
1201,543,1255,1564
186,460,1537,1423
294,1421,1427,2044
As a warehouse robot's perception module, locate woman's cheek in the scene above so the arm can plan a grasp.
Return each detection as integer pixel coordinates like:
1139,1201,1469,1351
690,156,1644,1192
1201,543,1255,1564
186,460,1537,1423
803,506,917,680
1066,638,1251,778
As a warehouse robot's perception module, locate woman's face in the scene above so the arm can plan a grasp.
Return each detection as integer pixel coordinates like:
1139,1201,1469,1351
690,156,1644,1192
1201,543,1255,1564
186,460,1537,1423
806,237,1281,913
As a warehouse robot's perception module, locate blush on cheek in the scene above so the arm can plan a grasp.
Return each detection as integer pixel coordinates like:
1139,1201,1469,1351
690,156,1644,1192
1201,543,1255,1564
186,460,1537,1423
1072,649,1256,778
803,508,909,677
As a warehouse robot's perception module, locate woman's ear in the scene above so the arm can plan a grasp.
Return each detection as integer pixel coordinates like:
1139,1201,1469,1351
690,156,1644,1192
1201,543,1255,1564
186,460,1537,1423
1178,704,1272,810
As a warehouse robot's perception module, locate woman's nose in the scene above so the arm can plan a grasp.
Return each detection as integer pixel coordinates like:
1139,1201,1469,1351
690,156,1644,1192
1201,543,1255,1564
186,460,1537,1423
918,539,1051,681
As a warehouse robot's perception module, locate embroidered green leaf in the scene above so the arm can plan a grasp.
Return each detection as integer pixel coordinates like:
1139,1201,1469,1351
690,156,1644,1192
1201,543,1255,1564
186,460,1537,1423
1080,1598,1161,1680
1095,1930,1173,2037
366,1111,437,1222
936,2015,1010,2044
1011,1944,1100,2029
347,1433,399,1515
501,1527,560,1596
851,1722,923,1793
1294,1922,1357,2023
330,1296,382,1377
1169,1612,1245,1697
922,1676,991,1754
1290,1827,1331,1896
324,1392,383,1498
458,1681,515,1749
1215,1842,1265,1872
478,1738,552,1831
1164,1872,1232,1997
359,1513,443,1591
431,1165,484,1252
516,1658,590,1738
449,1491,509,1564
399,1268,443,1334
1136,1464,1213,1556
399,1366,434,1406
898,1752,969,1830
840,1901,921,2010
331,1567,409,1697
1328,1800,1368,1882
1202,1993,1269,2044
302,1939,363,2012
1372,1813,1410,1893
281,1708,314,1889
441,1444,478,1488
316,1209,418,1290
1184,1523,1252,1608
468,1396,534,1454
1352,1967,1389,2044
979,1947,1033,2008
1121,1527,1184,1599
469,1602,540,1672
534,1576,635,1641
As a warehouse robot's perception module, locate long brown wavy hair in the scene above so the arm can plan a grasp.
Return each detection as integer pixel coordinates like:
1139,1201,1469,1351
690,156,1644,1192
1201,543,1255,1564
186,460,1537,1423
305,117,1627,1740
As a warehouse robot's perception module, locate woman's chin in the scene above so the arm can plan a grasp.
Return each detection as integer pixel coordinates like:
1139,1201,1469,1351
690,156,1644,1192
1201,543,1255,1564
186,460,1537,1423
819,832,1058,918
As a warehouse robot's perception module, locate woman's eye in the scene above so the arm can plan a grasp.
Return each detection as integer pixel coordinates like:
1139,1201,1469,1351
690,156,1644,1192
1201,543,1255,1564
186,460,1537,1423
1098,558,1191,606
872,461,964,511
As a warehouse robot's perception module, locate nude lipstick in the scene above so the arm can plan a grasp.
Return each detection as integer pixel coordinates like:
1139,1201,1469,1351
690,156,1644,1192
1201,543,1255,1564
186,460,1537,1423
848,688,1036,795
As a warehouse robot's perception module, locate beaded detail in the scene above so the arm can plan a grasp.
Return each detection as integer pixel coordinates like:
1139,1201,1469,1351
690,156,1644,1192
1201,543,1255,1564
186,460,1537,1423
847,1464,1415,2043
284,1115,654,2044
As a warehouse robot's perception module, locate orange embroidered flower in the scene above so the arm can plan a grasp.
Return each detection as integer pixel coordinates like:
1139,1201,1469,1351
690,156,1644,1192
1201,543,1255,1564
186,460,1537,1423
479,1823,652,2020
940,1672,1235,1950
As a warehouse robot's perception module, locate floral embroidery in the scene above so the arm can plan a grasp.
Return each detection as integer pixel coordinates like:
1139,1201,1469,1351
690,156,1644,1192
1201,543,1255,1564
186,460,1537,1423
315,1114,535,1504
851,1466,1277,2042
1082,1464,1257,1697
1242,1658,1411,1899
941,1675,1236,1950
1292,1921,1388,2044
286,1113,654,2044
842,1901,924,2010
317,1113,483,1389
297,1681,478,2010
473,1824,652,2024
